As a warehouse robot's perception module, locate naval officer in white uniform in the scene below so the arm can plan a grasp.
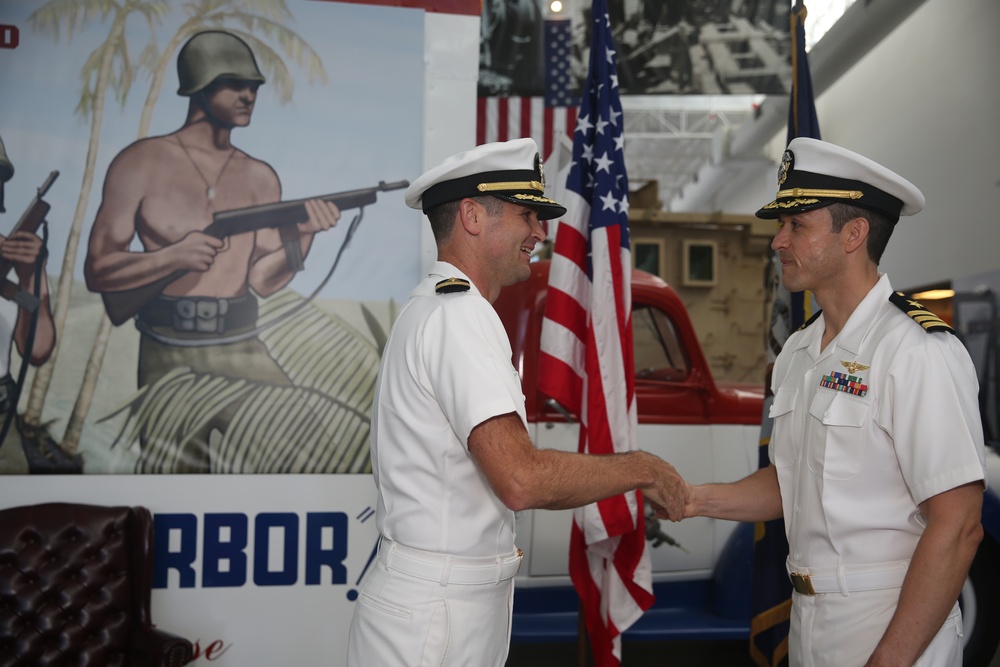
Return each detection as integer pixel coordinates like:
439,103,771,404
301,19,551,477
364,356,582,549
346,138,688,667
682,137,986,666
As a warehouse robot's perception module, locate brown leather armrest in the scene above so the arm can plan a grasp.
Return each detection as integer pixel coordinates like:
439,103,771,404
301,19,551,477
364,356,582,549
129,625,194,667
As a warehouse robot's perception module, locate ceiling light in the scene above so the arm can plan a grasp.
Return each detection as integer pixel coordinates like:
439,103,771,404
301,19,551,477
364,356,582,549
912,289,955,301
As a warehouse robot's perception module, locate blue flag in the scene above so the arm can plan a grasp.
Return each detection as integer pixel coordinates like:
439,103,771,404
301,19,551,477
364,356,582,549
786,5,821,146
750,3,820,666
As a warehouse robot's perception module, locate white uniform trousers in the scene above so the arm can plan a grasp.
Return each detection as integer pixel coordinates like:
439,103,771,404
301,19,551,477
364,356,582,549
347,544,517,667
790,588,963,666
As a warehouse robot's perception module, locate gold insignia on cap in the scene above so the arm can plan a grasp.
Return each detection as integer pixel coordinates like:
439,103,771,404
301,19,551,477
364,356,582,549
762,197,822,210
512,193,559,204
841,360,870,374
776,187,864,200
777,150,793,186
436,278,470,294
477,180,544,193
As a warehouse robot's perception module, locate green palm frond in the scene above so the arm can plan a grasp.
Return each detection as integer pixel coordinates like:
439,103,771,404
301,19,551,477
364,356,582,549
80,34,137,111
193,21,328,101
101,366,257,473
29,0,111,43
133,0,171,25
111,34,135,105
366,298,398,356
215,382,371,474
76,44,105,116
186,0,290,24
108,369,224,440
259,291,381,398
360,303,388,356
138,38,161,73
101,291,389,474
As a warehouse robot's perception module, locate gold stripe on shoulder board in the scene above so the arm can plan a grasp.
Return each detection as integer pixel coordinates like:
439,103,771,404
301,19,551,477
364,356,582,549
888,291,954,335
436,278,470,294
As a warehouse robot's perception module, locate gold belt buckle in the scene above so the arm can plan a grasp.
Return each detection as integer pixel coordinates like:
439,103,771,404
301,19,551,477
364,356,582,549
516,548,523,575
790,572,816,596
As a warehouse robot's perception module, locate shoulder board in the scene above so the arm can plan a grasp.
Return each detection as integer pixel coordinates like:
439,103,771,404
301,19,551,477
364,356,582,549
796,310,822,332
436,278,470,294
888,291,955,335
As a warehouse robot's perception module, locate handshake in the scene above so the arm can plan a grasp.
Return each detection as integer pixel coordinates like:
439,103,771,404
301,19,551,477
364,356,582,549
636,451,693,522
630,451,779,526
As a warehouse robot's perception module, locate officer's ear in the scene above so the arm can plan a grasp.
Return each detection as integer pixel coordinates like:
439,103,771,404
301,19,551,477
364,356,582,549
843,216,870,255
457,198,483,237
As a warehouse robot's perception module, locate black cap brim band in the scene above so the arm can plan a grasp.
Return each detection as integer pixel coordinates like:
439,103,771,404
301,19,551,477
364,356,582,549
490,193,567,220
756,169,904,220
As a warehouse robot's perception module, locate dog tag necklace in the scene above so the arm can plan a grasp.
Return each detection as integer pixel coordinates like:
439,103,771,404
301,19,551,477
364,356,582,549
176,135,236,204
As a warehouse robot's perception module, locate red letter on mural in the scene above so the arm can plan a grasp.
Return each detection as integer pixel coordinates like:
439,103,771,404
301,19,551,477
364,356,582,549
0,25,19,49
191,638,233,662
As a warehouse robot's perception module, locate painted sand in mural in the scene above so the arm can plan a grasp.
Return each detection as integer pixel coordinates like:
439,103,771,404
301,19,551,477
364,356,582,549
0,0,424,475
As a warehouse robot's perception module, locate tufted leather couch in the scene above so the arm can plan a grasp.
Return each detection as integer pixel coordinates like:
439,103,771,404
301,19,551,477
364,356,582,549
0,503,194,666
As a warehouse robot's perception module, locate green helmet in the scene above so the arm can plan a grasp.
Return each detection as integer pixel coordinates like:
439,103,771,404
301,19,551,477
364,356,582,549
176,30,265,96
0,135,12,184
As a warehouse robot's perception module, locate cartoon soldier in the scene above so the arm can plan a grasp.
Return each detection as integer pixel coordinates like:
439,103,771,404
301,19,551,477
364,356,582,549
0,134,56,473
84,31,341,471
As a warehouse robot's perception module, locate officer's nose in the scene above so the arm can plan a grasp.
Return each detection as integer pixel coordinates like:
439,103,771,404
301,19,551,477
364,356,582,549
771,223,789,251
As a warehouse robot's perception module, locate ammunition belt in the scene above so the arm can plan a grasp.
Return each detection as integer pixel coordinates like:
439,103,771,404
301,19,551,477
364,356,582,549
136,294,258,335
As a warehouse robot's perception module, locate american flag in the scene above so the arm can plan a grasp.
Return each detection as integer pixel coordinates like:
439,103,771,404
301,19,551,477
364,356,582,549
476,18,578,160
537,1,653,665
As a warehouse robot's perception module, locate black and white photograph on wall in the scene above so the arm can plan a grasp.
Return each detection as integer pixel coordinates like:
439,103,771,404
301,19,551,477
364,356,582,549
479,0,547,96
479,0,794,96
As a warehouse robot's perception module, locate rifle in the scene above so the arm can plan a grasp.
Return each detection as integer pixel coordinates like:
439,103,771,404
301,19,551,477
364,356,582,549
0,171,59,313
101,179,409,326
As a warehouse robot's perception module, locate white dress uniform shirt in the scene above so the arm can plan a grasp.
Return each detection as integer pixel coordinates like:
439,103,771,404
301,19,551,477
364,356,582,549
768,273,986,665
371,260,527,558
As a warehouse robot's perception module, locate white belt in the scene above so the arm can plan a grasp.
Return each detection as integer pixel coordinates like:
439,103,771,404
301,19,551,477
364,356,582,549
786,558,909,596
379,538,522,586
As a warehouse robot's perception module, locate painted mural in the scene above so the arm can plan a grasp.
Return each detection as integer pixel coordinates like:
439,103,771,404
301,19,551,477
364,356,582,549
0,0,424,475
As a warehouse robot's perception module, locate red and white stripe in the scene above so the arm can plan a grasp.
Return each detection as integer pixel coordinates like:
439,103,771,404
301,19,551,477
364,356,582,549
476,96,577,160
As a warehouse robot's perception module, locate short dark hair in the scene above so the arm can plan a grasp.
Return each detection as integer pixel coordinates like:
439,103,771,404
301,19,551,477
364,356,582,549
828,203,895,264
426,196,506,244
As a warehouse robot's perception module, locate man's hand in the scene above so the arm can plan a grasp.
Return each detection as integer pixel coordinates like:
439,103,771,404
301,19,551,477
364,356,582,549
641,455,687,521
170,231,226,272
1,231,46,284
669,465,783,524
297,198,340,235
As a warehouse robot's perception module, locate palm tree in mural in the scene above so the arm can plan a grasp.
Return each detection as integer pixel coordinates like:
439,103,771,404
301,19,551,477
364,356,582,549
50,0,385,474
22,0,171,463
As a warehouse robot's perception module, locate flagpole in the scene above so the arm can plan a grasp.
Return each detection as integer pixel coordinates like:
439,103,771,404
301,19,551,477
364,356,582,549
749,1,819,664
